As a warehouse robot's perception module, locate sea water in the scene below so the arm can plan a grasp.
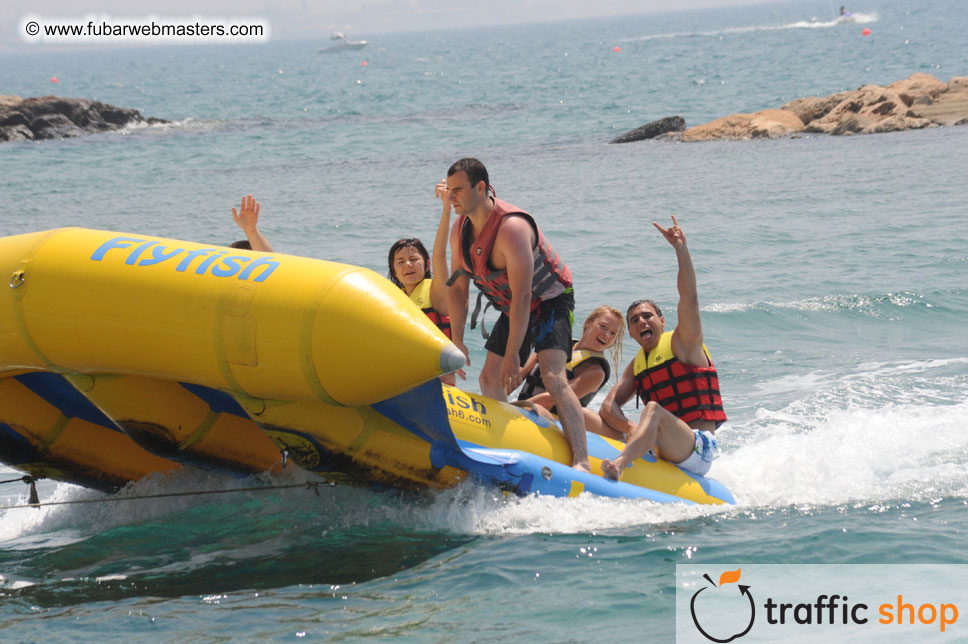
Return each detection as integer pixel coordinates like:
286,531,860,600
1,0,967,641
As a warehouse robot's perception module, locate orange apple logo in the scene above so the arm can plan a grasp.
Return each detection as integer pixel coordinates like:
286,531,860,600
690,569,755,642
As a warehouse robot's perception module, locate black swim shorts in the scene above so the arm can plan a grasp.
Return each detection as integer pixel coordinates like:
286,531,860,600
484,290,575,363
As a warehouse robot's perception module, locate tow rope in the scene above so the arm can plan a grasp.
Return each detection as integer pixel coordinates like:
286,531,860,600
0,476,333,511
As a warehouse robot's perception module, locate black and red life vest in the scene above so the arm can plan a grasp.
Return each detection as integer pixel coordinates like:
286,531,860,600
408,278,451,339
448,197,572,315
633,331,727,426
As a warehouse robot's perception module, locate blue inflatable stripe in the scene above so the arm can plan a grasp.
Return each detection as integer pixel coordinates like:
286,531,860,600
179,382,251,418
0,422,39,464
374,381,734,504
14,372,120,431
372,380,459,448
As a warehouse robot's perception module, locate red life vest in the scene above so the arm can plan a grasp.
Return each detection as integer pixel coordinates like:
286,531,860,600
448,197,572,314
408,278,451,339
632,331,727,427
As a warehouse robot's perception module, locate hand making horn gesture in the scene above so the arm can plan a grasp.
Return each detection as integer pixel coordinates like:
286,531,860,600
653,214,686,249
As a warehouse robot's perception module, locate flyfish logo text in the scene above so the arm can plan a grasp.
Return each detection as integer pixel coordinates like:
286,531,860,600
91,236,279,282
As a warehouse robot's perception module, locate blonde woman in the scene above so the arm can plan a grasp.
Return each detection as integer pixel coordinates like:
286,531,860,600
516,306,624,421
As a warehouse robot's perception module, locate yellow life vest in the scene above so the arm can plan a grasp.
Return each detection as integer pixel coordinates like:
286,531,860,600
408,278,433,309
632,331,726,425
408,278,451,338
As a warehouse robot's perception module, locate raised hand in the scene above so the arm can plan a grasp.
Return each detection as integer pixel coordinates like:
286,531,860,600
434,180,452,217
653,214,686,249
232,194,261,234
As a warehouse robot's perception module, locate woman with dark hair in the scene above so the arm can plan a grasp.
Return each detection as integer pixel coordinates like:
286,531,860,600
387,237,450,340
387,185,457,384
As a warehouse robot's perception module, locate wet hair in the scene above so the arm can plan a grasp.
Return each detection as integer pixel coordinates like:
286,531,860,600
626,299,663,326
583,305,625,378
447,158,490,193
229,240,251,249
387,238,432,289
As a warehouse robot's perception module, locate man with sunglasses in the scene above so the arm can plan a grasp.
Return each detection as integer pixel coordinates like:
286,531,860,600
600,216,727,480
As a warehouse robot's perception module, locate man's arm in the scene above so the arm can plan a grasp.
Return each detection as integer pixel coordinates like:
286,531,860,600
494,216,536,394
430,181,453,313
232,194,274,252
446,218,471,364
599,360,638,437
654,216,706,366
518,351,539,382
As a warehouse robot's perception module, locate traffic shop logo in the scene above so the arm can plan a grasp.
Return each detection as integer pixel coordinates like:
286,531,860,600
690,568,755,643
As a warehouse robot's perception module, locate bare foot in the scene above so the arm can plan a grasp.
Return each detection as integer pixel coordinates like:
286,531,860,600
601,458,622,480
572,461,591,473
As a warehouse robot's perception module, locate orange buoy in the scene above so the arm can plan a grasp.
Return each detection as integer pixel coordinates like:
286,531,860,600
50,76,58,83
612,46,621,52
862,28,871,36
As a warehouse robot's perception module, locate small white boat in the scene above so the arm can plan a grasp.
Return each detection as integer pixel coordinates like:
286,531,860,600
318,32,368,53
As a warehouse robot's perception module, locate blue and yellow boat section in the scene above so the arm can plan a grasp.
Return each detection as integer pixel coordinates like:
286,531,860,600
0,228,734,505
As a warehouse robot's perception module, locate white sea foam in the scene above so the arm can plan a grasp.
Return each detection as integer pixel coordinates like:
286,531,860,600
716,356,968,508
622,13,878,42
398,481,728,536
718,399,968,508
753,371,831,396
705,291,926,316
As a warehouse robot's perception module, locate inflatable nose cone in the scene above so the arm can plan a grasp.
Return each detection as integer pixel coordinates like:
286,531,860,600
439,343,466,374
312,268,459,406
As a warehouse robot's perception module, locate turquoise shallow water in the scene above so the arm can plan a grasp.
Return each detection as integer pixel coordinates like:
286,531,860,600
2,0,968,641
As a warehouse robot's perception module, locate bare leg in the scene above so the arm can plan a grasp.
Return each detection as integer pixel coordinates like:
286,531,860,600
601,401,697,480
479,350,506,401
539,348,590,472
583,408,626,441
511,400,558,422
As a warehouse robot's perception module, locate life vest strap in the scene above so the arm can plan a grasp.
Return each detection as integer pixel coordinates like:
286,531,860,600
470,291,495,340
446,267,473,287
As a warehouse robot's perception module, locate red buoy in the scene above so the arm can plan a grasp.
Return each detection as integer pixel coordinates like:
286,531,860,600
612,46,621,52
361,61,368,66
50,76,58,83
862,28,871,36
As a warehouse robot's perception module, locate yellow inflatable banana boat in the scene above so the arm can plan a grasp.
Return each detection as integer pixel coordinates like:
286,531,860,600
0,228,734,505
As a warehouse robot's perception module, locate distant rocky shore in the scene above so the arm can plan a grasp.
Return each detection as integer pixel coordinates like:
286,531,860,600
611,73,968,143
0,95,167,143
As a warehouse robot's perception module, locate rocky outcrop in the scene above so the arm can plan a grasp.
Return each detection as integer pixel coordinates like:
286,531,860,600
799,81,933,134
675,73,967,141
0,95,167,143
681,109,804,142
905,76,968,126
610,116,685,143
780,92,852,126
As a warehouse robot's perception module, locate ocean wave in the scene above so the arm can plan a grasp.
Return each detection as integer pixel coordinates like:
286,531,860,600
705,291,933,317
719,399,968,508
719,357,968,509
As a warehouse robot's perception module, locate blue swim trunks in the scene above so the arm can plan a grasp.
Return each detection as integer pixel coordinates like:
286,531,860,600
675,429,718,476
